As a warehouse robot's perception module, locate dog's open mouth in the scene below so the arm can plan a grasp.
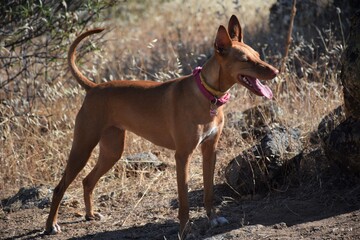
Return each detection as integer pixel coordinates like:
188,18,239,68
238,75,273,99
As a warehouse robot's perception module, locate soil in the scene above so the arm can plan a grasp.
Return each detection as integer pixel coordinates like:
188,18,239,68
1,148,359,240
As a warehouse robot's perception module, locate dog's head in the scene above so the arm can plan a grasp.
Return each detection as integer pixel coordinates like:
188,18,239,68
214,15,278,99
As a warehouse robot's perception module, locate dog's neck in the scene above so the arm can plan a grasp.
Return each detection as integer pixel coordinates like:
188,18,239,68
200,56,235,94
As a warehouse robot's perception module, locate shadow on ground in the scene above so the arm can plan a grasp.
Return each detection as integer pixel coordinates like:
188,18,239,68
38,183,359,239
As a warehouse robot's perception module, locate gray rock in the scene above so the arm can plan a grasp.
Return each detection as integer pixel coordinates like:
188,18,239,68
225,124,302,194
317,105,346,144
258,125,302,178
1,185,52,212
226,102,284,140
123,152,167,177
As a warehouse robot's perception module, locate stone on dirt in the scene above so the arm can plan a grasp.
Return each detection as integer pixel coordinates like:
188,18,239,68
1,185,52,212
225,124,302,195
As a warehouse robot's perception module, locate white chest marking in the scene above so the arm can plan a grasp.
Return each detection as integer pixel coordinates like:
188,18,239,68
199,126,218,144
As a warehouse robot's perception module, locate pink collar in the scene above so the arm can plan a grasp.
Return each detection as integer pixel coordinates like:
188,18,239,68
193,66,231,107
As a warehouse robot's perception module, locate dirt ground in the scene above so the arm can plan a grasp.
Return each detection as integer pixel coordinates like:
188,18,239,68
1,149,359,240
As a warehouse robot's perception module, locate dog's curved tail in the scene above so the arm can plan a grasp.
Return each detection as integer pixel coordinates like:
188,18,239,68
68,28,105,91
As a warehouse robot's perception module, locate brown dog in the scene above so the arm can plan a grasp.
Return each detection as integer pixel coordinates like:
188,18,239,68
45,15,278,237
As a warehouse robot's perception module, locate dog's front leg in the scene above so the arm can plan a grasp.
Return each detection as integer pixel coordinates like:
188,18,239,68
201,139,216,220
175,151,192,237
201,135,229,228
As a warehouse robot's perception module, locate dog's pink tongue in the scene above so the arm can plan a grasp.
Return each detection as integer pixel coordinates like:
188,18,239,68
249,77,273,99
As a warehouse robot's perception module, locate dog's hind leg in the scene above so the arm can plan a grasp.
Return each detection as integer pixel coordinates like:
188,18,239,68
83,126,125,220
45,112,102,234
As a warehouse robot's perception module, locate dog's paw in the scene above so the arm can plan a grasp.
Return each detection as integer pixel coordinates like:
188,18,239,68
45,223,61,235
85,212,104,221
210,216,229,228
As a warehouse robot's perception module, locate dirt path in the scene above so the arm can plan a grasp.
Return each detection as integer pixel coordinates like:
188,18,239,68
1,173,359,240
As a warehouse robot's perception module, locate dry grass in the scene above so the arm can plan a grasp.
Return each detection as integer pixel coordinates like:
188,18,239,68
0,0,344,207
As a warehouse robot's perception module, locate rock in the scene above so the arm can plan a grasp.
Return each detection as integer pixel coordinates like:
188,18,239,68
124,152,167,177
258,125,302,179
324,117,360,173
226,102,284,140
273,222,288,229
1,185,52,212
225,150,265,195
317,105,346,144
225,124,302,194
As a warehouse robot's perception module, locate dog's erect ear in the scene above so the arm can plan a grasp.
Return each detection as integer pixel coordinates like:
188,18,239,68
214,25,232,55
228,15,243,42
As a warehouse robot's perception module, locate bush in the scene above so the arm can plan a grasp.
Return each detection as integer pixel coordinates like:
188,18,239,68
0,0,117,105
